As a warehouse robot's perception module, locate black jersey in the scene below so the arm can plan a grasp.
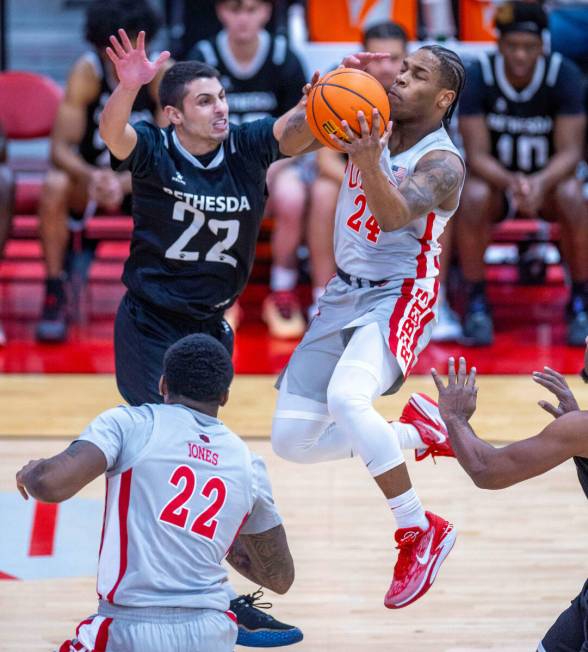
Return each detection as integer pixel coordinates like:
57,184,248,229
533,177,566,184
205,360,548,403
574,456,588,500
78,51,156,167
189,30,306,124
112,118,283,319
459,52,584,173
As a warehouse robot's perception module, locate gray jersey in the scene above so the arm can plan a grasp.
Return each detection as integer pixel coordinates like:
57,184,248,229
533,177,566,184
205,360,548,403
78,403,281,610
334,126,463,281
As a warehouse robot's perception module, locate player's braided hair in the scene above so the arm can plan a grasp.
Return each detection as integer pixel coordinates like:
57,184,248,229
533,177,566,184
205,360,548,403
420,45,466,126
163,334,234,404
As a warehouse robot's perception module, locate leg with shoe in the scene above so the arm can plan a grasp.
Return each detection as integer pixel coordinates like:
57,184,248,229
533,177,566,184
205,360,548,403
262,161,307,339
272,303,456,609
455,175,505,345
36,168,81,342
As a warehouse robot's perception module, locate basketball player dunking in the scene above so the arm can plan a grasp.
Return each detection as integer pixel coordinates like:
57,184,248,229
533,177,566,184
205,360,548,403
271,45,467,608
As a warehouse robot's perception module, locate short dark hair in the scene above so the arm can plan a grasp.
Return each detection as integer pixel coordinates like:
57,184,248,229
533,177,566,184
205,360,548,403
163,334,234,403
419,45,466,125
84,0,161,50
495,1,548,37
159,61,221,109
362,21,408,48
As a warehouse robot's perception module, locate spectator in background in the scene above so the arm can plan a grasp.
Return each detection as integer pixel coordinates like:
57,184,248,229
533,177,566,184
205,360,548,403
189,0,308,339
35,0,167,343
456,1,588,346
306,20,408,318
0,124,14,345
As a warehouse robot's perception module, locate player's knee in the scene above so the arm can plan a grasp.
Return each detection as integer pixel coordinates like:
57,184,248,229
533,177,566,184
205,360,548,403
39,169,70,213
271,420,307,463
459,177,493,223
554,178,584,221
326,381,368,423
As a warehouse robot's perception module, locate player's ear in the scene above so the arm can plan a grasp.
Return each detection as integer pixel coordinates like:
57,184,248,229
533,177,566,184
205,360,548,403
159,375,167,399
437,89,455,113
219,390,230,407
164,105,182,126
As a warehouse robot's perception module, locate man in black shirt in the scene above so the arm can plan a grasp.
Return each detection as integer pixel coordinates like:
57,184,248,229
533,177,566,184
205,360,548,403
456,1,588,346
432,351,588,652
99,27,322,648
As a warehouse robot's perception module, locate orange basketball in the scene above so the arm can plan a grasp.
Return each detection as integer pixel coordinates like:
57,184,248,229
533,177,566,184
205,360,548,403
306,68,391,152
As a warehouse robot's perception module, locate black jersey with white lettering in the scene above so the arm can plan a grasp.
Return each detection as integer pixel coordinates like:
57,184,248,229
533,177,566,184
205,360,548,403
189,30,306,124
112,118,283,319
459,52,584,173
574,456,588,500
78,51,156,167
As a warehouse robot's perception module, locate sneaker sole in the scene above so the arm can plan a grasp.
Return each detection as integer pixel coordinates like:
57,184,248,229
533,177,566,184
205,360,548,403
236,627,304,647
385,526,457,609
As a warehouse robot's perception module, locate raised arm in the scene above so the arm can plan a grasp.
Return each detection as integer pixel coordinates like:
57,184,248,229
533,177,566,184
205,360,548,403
16,440,107,503
226,524,294,594
432,357,588,490
99,29,169,161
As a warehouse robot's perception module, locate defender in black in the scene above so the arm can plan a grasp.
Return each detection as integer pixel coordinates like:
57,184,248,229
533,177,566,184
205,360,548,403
432,354,588,652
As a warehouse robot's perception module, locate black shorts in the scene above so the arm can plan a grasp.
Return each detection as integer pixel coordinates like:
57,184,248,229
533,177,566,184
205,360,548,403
540,579,588,651
114,291,234,406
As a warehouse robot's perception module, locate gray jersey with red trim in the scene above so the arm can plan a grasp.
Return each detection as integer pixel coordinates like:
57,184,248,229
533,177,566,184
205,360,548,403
334,126,463,282
78,403,281,610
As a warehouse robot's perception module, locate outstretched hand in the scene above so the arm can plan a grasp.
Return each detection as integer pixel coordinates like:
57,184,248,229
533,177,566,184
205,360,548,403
105,29,170,91
431,356,478,423
340,52,390,71
532,366,579,418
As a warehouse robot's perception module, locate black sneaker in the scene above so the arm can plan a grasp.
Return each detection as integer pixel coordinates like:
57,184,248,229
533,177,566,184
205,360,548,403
462,294,494,346
230,588,303,647
567,295,588,346
36,290,68,342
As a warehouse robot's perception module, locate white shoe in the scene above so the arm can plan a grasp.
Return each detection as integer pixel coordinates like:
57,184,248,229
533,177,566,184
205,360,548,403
431,302,462,342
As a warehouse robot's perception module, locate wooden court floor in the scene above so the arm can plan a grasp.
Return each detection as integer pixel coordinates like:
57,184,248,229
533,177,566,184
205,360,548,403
1,374,588,651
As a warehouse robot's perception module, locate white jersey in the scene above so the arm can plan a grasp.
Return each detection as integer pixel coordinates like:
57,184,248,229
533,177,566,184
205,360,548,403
78,403,281,611
334,126,463,282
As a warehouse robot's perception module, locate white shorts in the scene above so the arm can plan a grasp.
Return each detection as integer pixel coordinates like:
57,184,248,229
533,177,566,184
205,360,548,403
58,604,238,652
276,273,439,403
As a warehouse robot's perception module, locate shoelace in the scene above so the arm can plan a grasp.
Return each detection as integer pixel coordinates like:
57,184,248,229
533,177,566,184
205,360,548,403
239,587,274,614
393,532,419,580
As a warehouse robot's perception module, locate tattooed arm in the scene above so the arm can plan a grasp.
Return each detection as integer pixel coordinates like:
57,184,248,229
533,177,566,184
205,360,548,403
359,149,464,232
16,440,107,503
226,525,295,594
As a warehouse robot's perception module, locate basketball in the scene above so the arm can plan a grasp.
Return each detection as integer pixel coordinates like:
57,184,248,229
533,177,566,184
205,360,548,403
306,68,391,152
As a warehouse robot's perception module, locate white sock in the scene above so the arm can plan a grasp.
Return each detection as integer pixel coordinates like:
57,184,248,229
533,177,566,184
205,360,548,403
271,265,297,292
387,488,429,531
393,422,425,449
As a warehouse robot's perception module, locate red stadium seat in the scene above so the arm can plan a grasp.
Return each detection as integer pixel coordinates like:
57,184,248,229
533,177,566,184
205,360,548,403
0,71,62,140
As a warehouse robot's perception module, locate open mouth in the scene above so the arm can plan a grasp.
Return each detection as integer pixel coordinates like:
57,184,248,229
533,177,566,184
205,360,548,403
212,118,228,130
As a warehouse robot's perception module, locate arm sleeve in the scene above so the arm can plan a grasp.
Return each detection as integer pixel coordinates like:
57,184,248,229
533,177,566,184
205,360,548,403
275,50,307,115
110,121,161,178
77,405,154,473
241,454,282,535
458,59,486,116
233,117,286,168
553,57,586,115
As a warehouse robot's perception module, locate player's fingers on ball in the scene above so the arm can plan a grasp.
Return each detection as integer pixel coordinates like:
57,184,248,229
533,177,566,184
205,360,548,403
340,120,356,141
330,134,350,150
370,108,380,136
109,35,126,57
356,111,370,137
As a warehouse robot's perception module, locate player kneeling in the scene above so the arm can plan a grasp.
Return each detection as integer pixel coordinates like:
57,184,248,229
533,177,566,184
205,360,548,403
16,334,296,652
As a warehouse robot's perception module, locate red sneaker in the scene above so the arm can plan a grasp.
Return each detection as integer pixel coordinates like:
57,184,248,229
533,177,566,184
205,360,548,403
385,511,456,609
400,393,455,462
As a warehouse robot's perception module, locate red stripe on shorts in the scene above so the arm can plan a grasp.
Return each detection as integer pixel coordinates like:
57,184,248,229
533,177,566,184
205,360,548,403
93,617,113,652
225,609,238,624
106,469,133,603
